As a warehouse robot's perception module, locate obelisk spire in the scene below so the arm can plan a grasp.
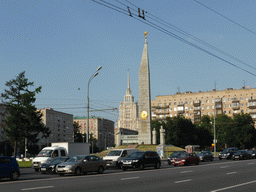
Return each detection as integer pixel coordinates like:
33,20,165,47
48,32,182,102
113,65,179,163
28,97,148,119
138,31,152,145
126,69,131,95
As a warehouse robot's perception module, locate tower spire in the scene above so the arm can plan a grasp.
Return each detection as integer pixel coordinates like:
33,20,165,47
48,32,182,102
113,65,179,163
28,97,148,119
126,69,132,95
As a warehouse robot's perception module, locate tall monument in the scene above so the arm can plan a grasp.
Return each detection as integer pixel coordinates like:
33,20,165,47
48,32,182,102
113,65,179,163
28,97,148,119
138,31,152,144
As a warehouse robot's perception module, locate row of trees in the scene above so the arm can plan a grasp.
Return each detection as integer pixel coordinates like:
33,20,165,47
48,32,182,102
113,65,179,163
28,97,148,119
153,113,256,150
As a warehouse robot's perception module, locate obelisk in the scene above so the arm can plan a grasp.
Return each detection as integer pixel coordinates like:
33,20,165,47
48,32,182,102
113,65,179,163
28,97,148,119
138,31,152,144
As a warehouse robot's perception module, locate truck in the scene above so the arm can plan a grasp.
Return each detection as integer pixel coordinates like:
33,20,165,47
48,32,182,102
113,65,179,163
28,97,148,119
31,142,90,172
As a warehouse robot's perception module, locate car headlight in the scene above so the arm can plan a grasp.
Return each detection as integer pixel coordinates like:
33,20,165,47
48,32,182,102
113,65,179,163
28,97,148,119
49,165,55,168
181,160,185,162
66,165,73,168
253,154,255,156
227,153,230,155
132,160,139,163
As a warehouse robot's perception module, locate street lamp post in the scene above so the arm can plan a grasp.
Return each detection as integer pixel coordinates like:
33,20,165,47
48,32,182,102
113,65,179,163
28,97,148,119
86,66,102,144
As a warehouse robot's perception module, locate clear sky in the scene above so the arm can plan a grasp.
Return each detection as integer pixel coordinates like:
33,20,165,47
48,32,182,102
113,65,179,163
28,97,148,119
1,0,256,123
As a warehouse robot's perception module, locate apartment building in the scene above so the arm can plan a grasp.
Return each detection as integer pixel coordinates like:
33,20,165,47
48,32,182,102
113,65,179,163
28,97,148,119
73,117,115,149
151,87,256,124
38,108,74,147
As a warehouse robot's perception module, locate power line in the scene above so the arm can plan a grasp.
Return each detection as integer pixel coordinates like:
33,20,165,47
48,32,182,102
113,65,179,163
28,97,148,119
194,0,256,35
92,0,256,77
122,0,256,71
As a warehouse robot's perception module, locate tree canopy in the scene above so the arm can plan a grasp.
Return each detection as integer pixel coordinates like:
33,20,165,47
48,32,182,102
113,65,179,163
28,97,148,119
1,71,50,157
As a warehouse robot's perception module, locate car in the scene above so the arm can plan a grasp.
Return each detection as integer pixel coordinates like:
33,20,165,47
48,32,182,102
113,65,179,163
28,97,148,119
197,151,214,161
172,153,200,166
56,155,107,176
248,149,256,159
0,156,20,181
167,151,188,165
219,148,237,160
232,150,252,160
40,157,69,174
120,151,161,171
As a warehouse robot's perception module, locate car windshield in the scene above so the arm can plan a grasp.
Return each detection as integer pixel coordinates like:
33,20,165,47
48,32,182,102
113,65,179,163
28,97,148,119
37,150,53,157
107,151,122,156
67,156,84,162
197,152,205,156
51,158,64,164
222,149,233,153
179,153,189,158
171,151,184,157
127,152,145,158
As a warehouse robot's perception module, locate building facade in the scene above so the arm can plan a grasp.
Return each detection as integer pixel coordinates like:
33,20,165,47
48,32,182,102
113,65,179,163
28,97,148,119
38,108,74,147
116,71,139,131
73,117,115,149
151,87,256,124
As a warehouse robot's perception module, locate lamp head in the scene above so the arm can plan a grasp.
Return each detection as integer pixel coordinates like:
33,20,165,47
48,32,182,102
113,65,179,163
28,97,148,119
94,72,98,77
97,66,102,71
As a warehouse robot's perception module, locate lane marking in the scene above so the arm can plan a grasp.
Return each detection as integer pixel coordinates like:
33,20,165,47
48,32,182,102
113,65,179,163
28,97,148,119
121,176,140,180
175,179,192,183
248,163,254,165
211,180,256,192
180,171,193,173
226,172,237,175
220,166,229,168
2,159,256,185
22,186,54,191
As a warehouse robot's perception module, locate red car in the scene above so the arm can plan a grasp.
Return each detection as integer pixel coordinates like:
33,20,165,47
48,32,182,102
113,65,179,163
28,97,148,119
172,153,200,166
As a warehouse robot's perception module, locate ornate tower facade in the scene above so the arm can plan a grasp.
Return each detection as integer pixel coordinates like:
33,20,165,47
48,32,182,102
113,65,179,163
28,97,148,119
117,71,139,131
138,31,152,144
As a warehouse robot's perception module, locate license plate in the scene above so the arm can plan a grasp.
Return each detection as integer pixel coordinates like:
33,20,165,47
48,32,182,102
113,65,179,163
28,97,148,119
175,161,179,164
235,156,239,158
123,162,131,164
57,168,63,171
41,168,46,171
34,164,38,166
107,164,111,166
171,160,175,162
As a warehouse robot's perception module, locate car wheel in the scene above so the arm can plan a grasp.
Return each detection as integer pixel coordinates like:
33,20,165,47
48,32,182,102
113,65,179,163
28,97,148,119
74,167,81,176
98,166,104,174
59,173,64,176
210,157,213,161
168,161,171,165
174,164,177,167
138,163,144,170
34,168,40,172
155,162,160,169
10,170,19,181
122,167,127,171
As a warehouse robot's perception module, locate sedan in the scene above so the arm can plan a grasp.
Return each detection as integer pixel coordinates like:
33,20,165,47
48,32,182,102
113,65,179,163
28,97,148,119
40,157,69,174
248,149,256,159
56,155,107,176
232,150,252,160
173,153,200,166
167,151,188,165
197,151,214,162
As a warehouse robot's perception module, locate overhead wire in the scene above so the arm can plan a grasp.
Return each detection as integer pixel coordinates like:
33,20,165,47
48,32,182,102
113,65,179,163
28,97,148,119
93,0,256,77
123,0,256,71
194,0,256,36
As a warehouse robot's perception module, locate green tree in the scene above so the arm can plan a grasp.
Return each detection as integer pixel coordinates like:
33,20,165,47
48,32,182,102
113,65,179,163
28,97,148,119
73,122,83,142
1,72,51,157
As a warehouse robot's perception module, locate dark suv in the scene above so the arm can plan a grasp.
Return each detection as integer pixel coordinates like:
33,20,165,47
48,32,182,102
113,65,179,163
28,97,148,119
0,156,20,181
120,151,161,171
219,147,238,160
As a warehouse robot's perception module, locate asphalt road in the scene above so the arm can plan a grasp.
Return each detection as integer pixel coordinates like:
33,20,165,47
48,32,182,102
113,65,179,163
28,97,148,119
1,158,256,192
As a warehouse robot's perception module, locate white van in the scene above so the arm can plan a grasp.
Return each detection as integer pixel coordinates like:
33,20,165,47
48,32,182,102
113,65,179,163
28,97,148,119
103,149,139,168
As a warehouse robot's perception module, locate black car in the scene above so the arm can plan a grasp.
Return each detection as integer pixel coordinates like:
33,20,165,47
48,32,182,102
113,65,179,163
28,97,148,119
197,151,214,161
0,156,20,181
40,157,69,174
167,151,188,165
248,149,256,159
121,151,161,171
232,150,252,160
219,148,238,160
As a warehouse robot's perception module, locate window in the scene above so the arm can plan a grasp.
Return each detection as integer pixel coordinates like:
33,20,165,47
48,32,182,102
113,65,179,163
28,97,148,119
241,109,244,113
186,113,188,116
224,105,226,108
174,102,176,105
246,97,248,100
207,106,209,109
201,101,204,104
246,109,249,113
207,112,210,115
170,114,172,117
223,98,226,102
190,113,193,116
190,107,193,110
61,150,66,156
174,114,177,116
224,111,226,114
212,111,214,115
229,104,231,108
206,100,209,103
212,106,215,109
174,108,177,111
229,110,231,114
212,100,214,103
169,103,171,106
202,112,204,115
228,98,231,101
201,106,204,110
185,107,188,111
240,97,243,101
241,103,243,107
190,101,192,104
169,108,172,111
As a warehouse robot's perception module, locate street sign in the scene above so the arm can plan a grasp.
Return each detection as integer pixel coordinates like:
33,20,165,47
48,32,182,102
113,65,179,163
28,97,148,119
213,139,217,143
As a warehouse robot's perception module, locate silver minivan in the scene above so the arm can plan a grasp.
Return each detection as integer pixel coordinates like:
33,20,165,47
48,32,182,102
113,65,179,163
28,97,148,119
103,149,139,168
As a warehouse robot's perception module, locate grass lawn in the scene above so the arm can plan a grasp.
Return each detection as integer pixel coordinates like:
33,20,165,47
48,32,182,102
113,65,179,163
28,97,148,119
18,161,32,168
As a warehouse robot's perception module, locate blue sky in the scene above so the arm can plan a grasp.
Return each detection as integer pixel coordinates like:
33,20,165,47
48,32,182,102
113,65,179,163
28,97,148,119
1,0,256,123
